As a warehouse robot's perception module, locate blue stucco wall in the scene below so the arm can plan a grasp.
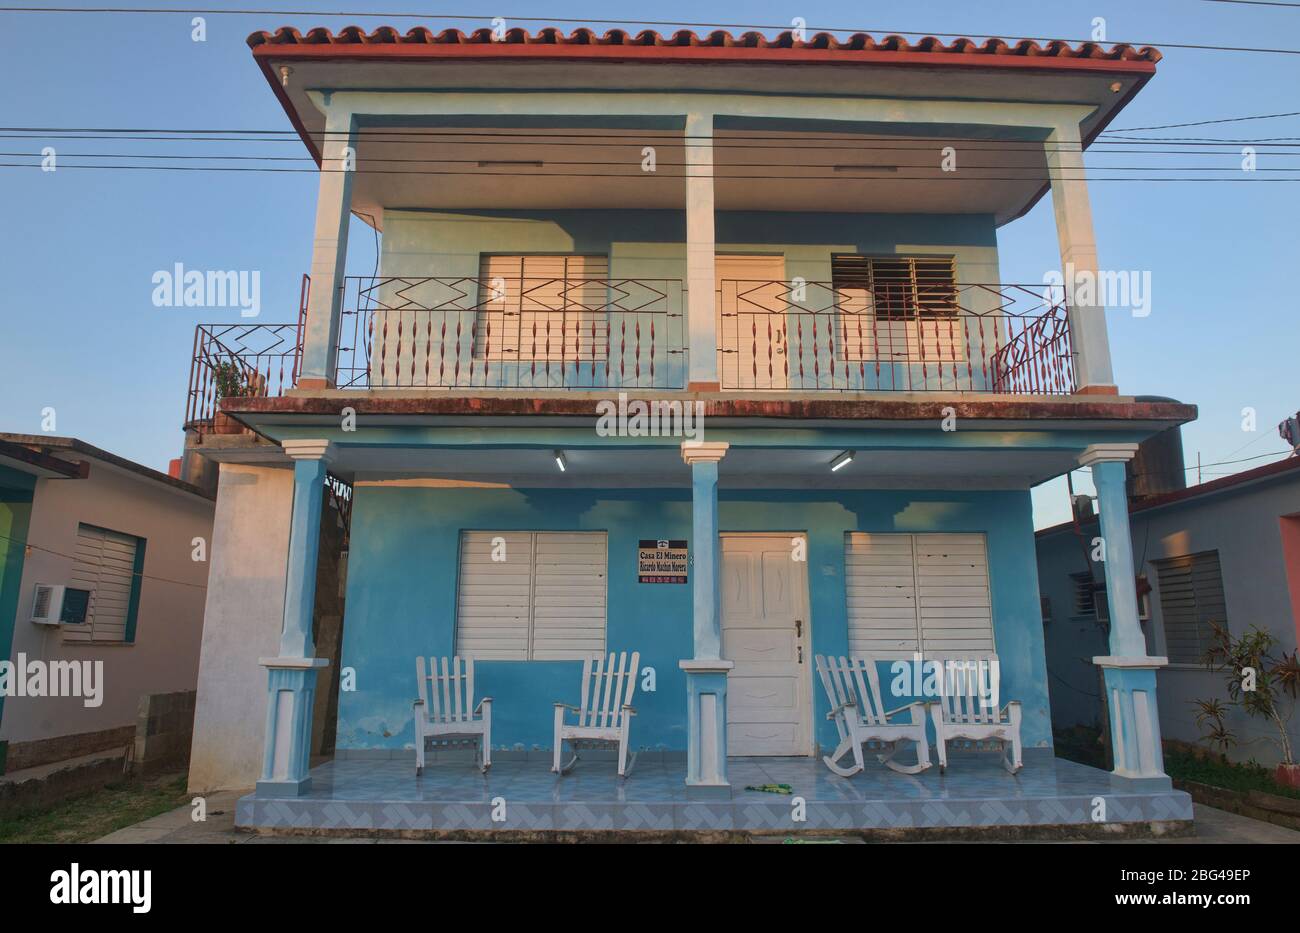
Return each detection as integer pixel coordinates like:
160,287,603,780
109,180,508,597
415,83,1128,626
336,484,1051,755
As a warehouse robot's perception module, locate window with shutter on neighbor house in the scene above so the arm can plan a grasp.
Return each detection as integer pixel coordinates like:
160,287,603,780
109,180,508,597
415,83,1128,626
1153,550,1227,664
844,532,994,653
831,255,964,363
1069,572,1151,622
476,255,609,362
455,531,608,661
66,523,145,644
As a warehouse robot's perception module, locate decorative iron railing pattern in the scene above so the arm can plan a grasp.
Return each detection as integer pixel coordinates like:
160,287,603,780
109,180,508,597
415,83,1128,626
183,275,1078,421
716,280,1075,394
183,275,308,427
335,275,687,390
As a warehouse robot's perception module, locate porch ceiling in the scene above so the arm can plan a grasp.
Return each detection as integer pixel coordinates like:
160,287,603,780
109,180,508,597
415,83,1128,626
323,444,1082,489
345,125,1050,223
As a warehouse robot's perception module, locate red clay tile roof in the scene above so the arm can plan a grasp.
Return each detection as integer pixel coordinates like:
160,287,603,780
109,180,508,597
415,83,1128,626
247,26,1161,65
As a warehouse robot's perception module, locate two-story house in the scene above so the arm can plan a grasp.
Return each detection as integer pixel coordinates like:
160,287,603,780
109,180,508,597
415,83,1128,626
188,25,1196,837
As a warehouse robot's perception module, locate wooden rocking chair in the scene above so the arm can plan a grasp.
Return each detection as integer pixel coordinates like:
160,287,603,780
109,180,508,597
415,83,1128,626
926,651,1023,774
552,651,640,777
814,654,932,776
414,656,492,775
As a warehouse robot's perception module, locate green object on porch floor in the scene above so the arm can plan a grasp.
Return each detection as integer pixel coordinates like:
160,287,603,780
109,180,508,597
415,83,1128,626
745,783,793,795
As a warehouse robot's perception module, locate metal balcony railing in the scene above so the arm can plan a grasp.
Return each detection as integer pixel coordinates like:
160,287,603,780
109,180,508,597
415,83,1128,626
716,280,1075,394
183,275,308,427
335,275,687,390
183,275,1079,426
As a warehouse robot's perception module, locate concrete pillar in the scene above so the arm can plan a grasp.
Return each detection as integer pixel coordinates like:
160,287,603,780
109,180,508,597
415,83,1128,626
298,111,357,389
1081,443,1169,780
685,111,719,391
679,442,732,797
256,440,333,796
1046,124,1116,395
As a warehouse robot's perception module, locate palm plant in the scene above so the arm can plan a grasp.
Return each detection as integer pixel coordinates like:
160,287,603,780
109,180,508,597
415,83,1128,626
1196,622,1297,771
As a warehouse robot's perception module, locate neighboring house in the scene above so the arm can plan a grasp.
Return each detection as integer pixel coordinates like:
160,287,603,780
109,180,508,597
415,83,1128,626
1038,453,1300,766
0,435,214,774
182,25,1194,831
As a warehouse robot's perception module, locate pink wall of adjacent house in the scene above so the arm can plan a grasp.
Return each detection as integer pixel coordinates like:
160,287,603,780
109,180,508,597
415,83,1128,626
1281,513,1300,648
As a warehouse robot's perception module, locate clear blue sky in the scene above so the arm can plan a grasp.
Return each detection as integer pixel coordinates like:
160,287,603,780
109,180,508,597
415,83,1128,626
1,1,1296,529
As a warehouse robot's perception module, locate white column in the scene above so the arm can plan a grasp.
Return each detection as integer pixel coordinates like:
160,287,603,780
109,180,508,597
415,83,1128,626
680,441,732,796
685,111,719,391
1079,443,1169,780
299,111,358,388
256,439,333,796
1046,123,1116,395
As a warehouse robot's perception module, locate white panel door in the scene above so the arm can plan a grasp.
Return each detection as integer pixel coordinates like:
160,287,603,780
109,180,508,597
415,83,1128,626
715,255,788,389
721,534,811,756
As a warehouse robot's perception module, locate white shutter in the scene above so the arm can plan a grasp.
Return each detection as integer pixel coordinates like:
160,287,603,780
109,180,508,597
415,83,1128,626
914,534,993,652
67,525,138,643
530,532,607,660
845,532,993,655
455,530,607,661
844,533,919,652
455,531,533,660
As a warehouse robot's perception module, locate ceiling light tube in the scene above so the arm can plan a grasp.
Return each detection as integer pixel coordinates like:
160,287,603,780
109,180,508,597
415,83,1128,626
830,450,855,472
554,450,567,473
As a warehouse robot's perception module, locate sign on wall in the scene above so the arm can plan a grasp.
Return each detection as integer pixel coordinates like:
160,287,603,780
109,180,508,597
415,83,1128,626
638,539,688,584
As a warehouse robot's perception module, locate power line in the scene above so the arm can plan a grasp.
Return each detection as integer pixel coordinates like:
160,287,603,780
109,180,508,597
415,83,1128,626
1200,0,1300,7
0,7,1297,55
9,151,1300,172
1098,134,1300,142
0,531,209,591
9,125,1300,147
5,161,1298,181
1108,111,1300,131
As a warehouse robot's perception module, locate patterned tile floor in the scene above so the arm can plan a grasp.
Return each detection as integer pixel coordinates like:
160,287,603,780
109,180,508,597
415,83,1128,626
236,750,1192,835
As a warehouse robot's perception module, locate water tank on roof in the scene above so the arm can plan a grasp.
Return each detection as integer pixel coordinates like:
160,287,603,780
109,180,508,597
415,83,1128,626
1127,396,1187,500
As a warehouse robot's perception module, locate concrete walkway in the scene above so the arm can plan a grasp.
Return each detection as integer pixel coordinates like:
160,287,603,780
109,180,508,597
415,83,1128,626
94,794,1300,844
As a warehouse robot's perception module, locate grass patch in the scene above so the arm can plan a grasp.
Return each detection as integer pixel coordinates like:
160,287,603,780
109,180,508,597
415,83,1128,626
1164,748,1300,801
0,772,191,844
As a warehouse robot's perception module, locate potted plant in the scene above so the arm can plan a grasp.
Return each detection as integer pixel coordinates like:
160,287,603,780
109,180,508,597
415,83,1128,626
211,360,250,434
213,360,248,401
1195,622,1300,789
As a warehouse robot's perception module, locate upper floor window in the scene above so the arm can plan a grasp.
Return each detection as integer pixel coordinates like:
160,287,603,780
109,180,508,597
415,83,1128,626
831,255,964,362
66,523,145,644
1153,550,1226,664
476,254,609,363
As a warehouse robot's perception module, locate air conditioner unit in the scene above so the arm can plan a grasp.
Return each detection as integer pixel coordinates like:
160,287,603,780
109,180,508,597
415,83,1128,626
30,584,90,626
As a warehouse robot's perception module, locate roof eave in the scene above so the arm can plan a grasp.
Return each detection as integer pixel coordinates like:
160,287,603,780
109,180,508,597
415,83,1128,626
250,36,1157,171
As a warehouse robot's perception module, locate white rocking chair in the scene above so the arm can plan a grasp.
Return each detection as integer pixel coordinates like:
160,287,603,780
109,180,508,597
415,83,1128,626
814,654,932,776
552,651,640,777
414,656,492,775
926,651,1023,774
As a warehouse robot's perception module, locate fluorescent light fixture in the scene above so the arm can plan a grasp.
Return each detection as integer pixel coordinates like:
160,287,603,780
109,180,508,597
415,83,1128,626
829,450,855,472
554,450,567,473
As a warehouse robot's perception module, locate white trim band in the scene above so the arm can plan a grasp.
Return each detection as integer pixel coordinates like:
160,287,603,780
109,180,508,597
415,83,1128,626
1078,443,1139,467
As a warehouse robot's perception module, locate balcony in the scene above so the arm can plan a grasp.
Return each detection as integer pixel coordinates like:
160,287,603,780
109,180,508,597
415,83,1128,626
184,274,1075,428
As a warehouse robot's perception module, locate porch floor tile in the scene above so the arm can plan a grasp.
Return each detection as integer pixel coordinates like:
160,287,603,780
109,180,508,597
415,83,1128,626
236,750,1193,835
